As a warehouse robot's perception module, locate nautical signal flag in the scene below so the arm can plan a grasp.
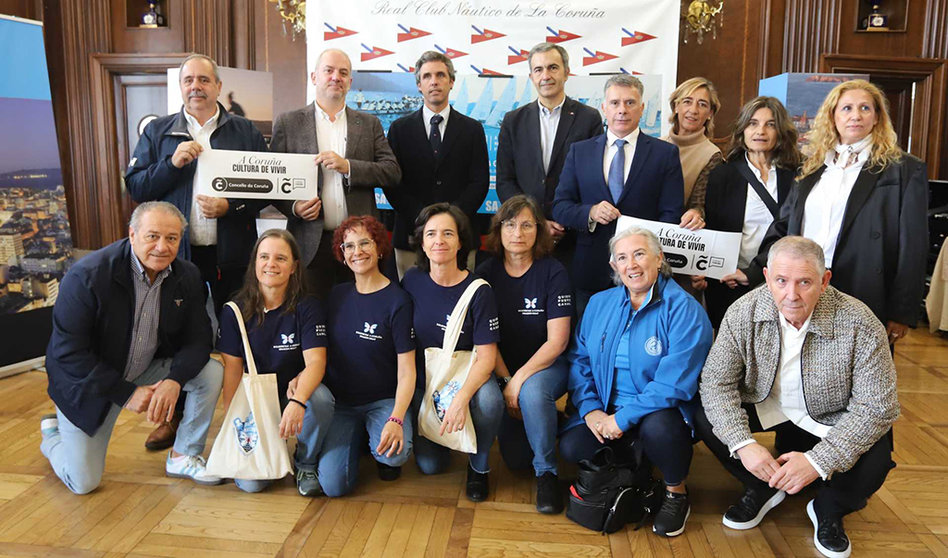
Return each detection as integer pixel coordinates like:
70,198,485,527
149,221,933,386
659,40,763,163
397,64,415,73
507,47,529,65
324,23,357,41
621,28,657,46
470,65,509,76
397,24,431,42
435,45,468,59
471,26,506,43
546,27,581,43
582,48,618,66
361,43,394,62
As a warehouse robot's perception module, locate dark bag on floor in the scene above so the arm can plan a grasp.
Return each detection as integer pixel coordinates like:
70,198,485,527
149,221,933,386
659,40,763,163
565,445,664,533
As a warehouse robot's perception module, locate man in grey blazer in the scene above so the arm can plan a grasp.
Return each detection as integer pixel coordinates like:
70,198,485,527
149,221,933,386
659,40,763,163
495,42,602,254
270,48,401,299
695,236,898,558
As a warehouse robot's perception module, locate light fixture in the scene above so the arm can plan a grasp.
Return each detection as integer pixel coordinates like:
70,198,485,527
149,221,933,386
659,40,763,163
270,0,306,39
682,0,724,45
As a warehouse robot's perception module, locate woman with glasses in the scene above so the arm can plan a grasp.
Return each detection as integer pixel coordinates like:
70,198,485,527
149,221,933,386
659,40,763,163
401,203,503,502
217,229,334,497
475,195,573,514
316,216,417,497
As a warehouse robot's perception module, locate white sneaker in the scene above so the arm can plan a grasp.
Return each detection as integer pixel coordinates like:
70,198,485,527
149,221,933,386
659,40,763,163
165,452,222,485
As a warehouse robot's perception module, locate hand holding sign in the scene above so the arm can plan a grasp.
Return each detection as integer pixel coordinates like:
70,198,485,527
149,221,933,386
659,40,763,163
615,216,742,280
172,141,203,168
314,151,350,175
195,149,317,201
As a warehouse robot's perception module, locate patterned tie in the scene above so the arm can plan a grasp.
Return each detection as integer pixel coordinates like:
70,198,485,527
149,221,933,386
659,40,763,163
608,138,627,203
429,114,444,155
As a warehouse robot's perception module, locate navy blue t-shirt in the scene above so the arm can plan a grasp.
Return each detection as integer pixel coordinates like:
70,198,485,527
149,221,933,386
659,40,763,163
324,281,415,406
475,257,573,372
401,268,500,387
217,296,327,397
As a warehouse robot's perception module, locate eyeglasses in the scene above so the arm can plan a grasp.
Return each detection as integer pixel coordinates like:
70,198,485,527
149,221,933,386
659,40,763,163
501,220,537,233
340,239,375,254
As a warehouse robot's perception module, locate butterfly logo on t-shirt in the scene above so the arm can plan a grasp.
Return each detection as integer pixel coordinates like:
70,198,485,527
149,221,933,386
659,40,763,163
281,333,295,344
524,297,537,309
364,322,378,334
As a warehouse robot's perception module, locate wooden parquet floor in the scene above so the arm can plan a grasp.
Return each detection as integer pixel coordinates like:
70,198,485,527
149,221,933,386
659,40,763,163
2,328,947,557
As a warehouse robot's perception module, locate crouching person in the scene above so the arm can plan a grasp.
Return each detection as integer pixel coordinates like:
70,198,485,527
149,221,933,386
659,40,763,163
560,227,713,537
41,201,224,494
695,236,899,558
217,229,335,497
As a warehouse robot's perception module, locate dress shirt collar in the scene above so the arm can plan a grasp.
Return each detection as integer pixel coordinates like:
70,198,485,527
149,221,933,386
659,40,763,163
315,102,346,123
606,126,640,148
539,98,565,118
745,153,775,181
129,245,171,286
183,106,219,132
423,104,451,126
826,137,872,168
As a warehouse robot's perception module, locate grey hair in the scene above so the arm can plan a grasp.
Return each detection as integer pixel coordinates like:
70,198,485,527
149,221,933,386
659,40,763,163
527,42,570,74
766,236,826,275
129,201,187,233
608,226,672,285
178,54,220,83
414,51,456,83
604,74,644,97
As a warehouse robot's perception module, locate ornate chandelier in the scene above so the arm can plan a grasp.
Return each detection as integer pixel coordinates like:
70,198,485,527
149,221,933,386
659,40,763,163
270,0,306,39
682,0,724,44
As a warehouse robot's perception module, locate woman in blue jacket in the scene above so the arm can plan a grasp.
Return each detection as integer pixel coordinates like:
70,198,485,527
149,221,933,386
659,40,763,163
562,226,712,538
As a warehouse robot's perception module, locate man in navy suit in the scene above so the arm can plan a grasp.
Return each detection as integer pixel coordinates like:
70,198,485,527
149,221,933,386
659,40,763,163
553,75,683,314
384,51,489,277
495,42,603,256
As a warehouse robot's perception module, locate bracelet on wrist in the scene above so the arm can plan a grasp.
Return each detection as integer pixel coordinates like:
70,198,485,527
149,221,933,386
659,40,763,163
387,416,403,426
496,375,511,389
288,397,307,409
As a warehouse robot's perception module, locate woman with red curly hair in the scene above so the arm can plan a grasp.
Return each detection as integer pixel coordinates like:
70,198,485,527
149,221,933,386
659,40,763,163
315,215,417,496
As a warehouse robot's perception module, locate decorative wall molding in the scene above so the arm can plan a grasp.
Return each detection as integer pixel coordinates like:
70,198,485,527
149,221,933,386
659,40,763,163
923,0,948,58
782,0,839,73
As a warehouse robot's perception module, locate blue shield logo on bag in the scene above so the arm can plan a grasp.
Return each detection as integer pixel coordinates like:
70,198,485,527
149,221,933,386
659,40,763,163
234,411,259,454
432,380,462,422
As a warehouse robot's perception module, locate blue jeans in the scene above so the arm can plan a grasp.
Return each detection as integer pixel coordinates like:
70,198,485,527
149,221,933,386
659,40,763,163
497,358,569,476
411,380,503,474
235,383,335,493
317,398,413,497
40,357,223,495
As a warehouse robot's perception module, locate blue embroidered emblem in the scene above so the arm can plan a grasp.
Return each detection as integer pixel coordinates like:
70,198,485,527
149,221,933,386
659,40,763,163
234,411,259,454
432,380,462,422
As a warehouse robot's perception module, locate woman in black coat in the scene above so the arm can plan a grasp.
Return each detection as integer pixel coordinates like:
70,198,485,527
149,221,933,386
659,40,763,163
701,96,801,328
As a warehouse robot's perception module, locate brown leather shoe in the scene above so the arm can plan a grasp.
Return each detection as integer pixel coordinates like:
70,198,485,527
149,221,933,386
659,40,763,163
144,412,182,451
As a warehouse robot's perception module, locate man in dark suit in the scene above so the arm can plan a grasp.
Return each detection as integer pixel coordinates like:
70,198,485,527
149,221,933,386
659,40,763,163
270,48,402,299
384,51,489,277
496,42,602,255
552,75,684,314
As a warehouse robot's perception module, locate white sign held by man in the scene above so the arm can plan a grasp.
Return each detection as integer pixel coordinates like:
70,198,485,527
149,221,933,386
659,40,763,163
615,216,742,280
195,149,317,200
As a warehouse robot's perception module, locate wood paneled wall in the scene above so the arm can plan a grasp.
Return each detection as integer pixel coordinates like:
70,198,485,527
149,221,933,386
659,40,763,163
2,0,945,249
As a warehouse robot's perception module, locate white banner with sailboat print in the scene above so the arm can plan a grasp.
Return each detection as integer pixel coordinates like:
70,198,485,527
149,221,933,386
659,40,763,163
349,72,663,213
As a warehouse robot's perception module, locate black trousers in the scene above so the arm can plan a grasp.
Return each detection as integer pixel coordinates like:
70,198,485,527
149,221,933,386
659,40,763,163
189,245,245,317
303,231,353,302
693,403,895,519
560,408,694,486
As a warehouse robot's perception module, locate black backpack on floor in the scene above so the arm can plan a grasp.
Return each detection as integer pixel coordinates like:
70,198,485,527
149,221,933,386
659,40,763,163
565,444,664,534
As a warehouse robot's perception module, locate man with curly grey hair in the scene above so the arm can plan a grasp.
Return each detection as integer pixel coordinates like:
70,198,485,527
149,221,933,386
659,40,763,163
695,235,899,558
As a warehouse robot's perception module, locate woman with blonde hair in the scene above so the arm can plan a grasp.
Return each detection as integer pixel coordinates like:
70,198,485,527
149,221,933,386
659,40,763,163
662,76,724,230
740,79,928,346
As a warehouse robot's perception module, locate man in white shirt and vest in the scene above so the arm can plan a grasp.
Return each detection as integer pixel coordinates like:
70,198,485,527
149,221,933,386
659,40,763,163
696,236,899,558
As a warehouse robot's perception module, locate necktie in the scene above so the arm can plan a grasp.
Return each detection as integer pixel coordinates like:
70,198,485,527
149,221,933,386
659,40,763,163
608,139,627,203
429,114,444,155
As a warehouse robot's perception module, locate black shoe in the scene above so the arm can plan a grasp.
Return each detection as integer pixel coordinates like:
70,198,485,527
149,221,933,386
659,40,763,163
535,472,563,514
652,489,690,537
723,486,786,530
377,462,401,481
466,465,489,502
807,499,851,558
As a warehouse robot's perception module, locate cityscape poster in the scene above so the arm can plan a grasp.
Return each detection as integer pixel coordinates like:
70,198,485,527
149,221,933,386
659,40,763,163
0,15,72,369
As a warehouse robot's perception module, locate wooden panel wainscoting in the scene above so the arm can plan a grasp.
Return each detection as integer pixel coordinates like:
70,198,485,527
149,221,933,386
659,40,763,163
780,0,840,73
821,54,947,180
922,0,948,58
1,328,947,555
88,53,190,240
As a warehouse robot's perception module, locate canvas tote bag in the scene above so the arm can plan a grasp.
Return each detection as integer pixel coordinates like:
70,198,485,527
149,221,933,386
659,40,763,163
418,278,489,454
206,302,293,480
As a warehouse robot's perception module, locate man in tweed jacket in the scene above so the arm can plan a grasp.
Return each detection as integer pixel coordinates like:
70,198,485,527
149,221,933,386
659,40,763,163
694,236,898,558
